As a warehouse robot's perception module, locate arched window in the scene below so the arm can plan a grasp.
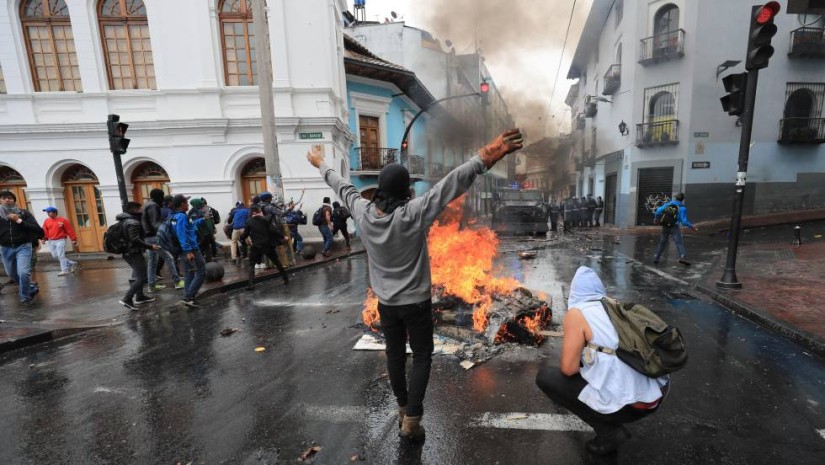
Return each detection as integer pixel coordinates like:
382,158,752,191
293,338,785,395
654,4,679,36
649,91,676,120
20,0,82,92
98,0,155,90
131,161,170,203
219,0,257,86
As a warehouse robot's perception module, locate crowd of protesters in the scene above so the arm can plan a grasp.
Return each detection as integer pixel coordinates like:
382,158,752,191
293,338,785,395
0,186,353,307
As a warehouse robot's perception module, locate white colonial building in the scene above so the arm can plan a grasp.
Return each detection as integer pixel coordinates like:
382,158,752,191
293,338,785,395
566,0,825,227
0,0,352,252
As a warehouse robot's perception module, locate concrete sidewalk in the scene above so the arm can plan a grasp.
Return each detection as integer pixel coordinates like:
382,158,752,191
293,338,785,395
0,240,364,353
579,219,825,357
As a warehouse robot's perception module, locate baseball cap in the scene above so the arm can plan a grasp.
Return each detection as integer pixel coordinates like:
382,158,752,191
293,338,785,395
43,206,58,213
171,194,191,208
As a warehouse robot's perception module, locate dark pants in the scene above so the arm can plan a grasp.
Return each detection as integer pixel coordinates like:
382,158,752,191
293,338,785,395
378,299,434,417
594,209,603,227
549,213,559,232
535,366,656,436
123,252,148,302
587,208,596,227
333,224,350,248
248,246,288,285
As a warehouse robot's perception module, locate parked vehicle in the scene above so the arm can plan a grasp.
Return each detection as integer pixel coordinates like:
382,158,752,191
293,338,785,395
491,187,549,236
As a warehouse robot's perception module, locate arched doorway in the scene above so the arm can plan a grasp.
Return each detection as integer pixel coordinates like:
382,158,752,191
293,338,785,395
63,165,107,252
653,4,679,52
131,161,170,204
240,157,266,204
0,166,31,211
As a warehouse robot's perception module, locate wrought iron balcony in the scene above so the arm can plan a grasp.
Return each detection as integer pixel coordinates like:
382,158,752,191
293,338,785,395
407,155,425,176
788,27,825,58
639,29,685,65
429,161,446,178
778,118,825,144
636,120,679,147
602,64,621,95
353,147,399,171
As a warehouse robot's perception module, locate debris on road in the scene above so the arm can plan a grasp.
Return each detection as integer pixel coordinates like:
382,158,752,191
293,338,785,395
517,251,537,259
298,445,321,461
460,360,475,370
220,327,240,337
254,346,266,352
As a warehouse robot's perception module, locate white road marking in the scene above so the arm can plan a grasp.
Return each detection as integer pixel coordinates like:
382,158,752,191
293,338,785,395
818,429,825,440
301,404,362,423
613,252,689,286
471,412,593,432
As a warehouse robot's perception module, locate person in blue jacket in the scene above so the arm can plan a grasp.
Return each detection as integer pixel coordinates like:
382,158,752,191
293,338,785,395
653,192,698,266
171,194,205,307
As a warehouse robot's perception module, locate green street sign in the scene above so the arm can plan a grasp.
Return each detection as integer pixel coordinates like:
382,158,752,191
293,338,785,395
299,132,323,140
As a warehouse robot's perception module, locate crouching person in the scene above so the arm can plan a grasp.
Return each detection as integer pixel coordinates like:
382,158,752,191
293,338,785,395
241,205,288,290
536,266,669,457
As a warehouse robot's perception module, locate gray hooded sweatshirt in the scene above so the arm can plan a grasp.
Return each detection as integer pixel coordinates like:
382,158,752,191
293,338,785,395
319,155,488,305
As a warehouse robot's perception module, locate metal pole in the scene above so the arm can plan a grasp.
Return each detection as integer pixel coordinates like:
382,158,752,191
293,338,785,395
717,69,759,289
252,0,294,265
400,92,481,156
112,152,129,212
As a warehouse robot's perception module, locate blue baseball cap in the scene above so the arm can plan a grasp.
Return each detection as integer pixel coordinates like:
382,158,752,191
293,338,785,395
43,207,58,213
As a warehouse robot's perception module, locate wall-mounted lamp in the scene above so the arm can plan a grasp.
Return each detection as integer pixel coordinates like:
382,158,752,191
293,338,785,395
618,120,629,136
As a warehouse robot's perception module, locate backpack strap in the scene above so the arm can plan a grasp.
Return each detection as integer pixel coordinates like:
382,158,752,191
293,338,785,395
585,343,615,355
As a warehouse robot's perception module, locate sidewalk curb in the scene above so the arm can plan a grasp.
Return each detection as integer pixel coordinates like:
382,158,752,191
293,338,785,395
0,325,110,355
694,284,825,359
198,249,367,299
0,250,367,355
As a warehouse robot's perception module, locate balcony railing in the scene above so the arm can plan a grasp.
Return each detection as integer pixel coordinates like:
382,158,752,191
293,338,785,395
353,147,398,171
639,29,685,65
429,161,446,178
778,118,825,144
584,102,598,118
636,120,679,147
788,27,825,58
407,155,425,176
602,64,621,95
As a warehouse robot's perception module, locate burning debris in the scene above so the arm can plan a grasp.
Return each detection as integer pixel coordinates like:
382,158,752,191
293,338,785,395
360,196,553,352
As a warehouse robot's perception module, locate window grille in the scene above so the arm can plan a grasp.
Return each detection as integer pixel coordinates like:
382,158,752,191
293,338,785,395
784,82,825,118
643,83,679,122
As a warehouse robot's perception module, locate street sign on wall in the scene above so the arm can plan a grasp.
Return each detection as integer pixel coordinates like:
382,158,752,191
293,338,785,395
299,132,323,140
692,161,711,169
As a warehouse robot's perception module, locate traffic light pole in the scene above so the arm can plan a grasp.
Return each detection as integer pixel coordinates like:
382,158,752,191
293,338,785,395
400,92,481,157
112,152,129,212
252,0,295,266
717,68,760,289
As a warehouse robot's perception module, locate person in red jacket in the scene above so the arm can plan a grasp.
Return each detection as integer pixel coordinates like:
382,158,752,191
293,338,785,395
42,207,78,276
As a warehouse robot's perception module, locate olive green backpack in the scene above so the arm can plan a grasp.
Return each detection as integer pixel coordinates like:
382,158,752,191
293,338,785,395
587,297,688,377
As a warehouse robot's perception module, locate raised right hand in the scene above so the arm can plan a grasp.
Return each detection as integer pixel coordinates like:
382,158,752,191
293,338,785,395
478,128,524,168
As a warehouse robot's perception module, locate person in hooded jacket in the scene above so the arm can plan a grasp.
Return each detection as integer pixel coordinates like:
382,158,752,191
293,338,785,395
0,190,44,303
331,201,351,252
536,266,669,456
142,188,183,291
118,202,161,310
307,129,524,442
240,205,288,289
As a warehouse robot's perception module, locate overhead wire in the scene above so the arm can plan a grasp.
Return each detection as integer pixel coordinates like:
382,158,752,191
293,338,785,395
544,0,579,136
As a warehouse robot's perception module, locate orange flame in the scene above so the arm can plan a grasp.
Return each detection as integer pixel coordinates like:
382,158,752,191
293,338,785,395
362,195,523,333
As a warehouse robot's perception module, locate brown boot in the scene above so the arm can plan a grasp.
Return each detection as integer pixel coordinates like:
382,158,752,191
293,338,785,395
397,405,406,429
399,415,425,441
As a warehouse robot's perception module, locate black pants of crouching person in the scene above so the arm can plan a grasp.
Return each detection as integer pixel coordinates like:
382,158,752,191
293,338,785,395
378,299,434,417
535,366,657,437
247,246,288,286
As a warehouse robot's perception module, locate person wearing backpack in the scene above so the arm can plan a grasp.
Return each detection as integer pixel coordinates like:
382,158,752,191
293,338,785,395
227,201,249,264
117,202,161,311
142,189,183,292
240,205,288,289
653,192,697,266
315,197,334,257
0,190,44,304
331,201,351,252
307,128,524,442
536,266,670,457
171,194,206,308
285,201,306,255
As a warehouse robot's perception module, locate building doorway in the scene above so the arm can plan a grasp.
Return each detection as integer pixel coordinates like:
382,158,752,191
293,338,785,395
63,164,107,252
635,167,674,226
0,166,31,211
359,115,380,169
241,157,266,204
604,173,617,225
131,161,170,204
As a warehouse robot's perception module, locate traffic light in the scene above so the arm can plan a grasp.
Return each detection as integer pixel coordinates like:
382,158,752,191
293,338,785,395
720,73,747,116
107,114,130,155
745,2,780,70
480,79,490,105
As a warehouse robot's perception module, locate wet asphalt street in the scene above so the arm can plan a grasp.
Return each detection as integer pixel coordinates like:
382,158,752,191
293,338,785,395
1,233,825,465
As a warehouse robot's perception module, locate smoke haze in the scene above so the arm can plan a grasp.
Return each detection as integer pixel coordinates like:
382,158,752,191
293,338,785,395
415,0,591,139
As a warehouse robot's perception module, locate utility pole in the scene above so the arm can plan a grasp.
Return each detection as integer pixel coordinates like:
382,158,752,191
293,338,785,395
252,0,295,265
